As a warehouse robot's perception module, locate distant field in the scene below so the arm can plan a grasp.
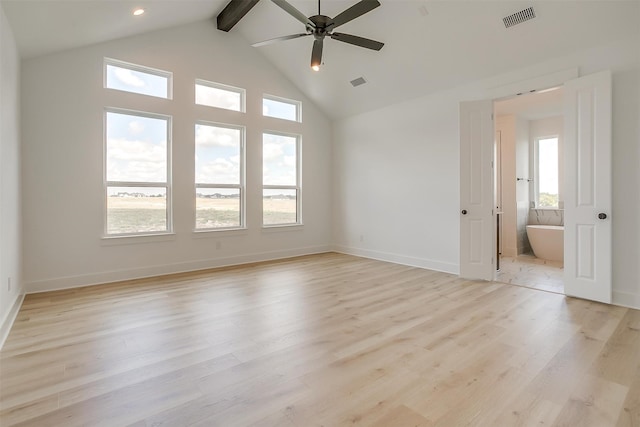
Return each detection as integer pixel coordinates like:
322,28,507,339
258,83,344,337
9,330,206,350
107,196,296,234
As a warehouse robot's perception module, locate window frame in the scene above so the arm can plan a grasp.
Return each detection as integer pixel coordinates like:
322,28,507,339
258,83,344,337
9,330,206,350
103,107,173,237
195,79,246,113
262,131,302,227
194,121,246,232
262,94,302,123
533,135,560,209
104,57,173,99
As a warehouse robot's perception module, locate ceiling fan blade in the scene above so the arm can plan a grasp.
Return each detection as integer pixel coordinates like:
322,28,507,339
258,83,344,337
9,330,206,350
330,32,384,50
252,33,310,47
330,0,381,29
271,0,315,28
311,39,323,68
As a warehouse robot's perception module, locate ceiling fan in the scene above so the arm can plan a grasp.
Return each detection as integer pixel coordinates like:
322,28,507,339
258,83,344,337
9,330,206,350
252,0,384,71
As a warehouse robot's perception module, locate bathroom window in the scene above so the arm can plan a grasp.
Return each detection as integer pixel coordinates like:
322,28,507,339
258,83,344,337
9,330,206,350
535,136,559,208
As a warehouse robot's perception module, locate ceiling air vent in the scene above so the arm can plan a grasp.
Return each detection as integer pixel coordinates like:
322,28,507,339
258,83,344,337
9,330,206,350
350,77,367,87
503,7,536,28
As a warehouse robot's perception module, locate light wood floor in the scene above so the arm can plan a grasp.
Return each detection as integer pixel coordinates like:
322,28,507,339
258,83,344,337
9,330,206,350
1,252,639,426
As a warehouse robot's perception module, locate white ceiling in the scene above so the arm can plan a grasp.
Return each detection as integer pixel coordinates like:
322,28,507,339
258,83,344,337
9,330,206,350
2,0,639,120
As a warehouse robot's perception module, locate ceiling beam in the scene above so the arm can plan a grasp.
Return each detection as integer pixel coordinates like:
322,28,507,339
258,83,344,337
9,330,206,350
217,0,261,32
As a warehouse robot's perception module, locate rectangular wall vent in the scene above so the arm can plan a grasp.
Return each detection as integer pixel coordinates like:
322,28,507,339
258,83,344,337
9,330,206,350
350,77,367,87
503,7,536,28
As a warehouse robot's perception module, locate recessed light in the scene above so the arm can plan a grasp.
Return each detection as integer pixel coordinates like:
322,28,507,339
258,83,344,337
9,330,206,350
133,8,145,16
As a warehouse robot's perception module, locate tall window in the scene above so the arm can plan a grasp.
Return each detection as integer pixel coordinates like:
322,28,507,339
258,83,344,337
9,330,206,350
105,109,171,235
262,132,300,226
195,123,244,230
535,136,559,208
104,58,172,99
262,95,301,122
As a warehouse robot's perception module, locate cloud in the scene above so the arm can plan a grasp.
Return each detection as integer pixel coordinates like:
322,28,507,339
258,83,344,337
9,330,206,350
196,85,240,111
114,67,146,88
197,158,239,184
107,137,166,182
128,121,145,135
196,125,239,147
263,142,284,162
283,155,296,167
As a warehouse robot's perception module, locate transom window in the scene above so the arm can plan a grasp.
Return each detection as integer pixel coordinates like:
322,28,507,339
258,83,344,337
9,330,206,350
195,122,245,230
262,95,301,122
195,79,245,112
535,136,559,208
104,58,172,99
262,132,300,226
105,109,171,235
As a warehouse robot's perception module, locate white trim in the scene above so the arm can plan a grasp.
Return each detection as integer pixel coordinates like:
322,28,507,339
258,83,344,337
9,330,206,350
262,131,302,226
104,108,172,237
0,293,24,351
332,245,459,275
613,290,640,310
25,245,331,294
488,68,578,100
195,121,246,230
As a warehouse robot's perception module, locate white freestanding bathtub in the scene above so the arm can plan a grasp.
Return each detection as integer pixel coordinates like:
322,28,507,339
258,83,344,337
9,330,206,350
526,225,564,262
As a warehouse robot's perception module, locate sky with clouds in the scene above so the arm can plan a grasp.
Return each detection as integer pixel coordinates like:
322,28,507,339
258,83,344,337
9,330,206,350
195,124,241,185
106,111,167,183
106,63,169,98
106,62,298,195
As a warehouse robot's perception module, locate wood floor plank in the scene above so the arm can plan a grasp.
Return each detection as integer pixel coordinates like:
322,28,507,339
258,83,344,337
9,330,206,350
0,252,638,426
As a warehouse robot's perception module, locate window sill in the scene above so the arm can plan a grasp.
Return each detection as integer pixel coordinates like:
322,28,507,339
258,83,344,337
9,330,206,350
192,228,248,238
261,224,304,232
101,232,176,246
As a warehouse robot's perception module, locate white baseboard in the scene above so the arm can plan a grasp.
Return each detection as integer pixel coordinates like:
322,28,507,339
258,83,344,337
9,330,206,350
0,293,25,351
332,245,459,275
613,290,640,310
26,245,331,294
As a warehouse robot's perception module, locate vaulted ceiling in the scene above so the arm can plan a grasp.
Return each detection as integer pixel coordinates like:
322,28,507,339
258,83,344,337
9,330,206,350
2,0,639,119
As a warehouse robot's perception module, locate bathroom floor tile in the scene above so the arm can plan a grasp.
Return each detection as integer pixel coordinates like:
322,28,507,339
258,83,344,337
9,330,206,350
496,255,564,294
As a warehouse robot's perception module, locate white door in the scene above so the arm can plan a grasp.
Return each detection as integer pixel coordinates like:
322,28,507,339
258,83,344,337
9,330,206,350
460,100,495,280
563,71,612,303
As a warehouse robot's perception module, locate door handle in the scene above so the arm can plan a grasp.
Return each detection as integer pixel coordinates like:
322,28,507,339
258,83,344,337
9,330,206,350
461,210,468,215
598,213,607,220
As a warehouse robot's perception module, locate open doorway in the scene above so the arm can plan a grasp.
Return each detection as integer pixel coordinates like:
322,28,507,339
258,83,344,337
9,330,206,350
493,87,564,294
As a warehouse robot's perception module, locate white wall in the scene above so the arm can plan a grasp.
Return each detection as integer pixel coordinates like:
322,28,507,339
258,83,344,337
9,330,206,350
332,35,640,308
21,20,332,292
0,4,23,346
